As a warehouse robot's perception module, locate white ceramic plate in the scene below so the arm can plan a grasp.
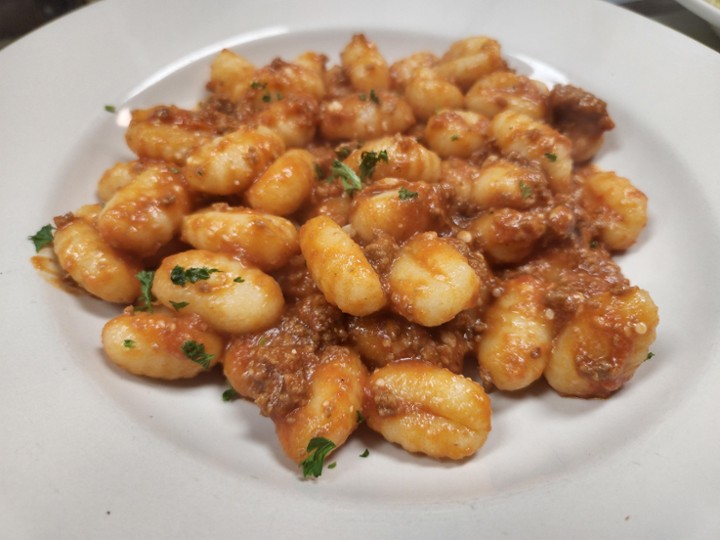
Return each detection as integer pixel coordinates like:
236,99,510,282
677,0,720,36
2,0,720,537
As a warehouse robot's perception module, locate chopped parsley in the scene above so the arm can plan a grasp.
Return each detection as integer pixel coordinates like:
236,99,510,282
169,300,189,311
222,387,239,402
250,81,267,90
398,186,419,200
359,448,370,458
544,152,558,162
356,410,365,424
123,339,136,349
359,90,380,104
590,239,600,249
104,104,116,113
29,224,54,252
181,340,214,370
335,146,353,160
358,149,388,181
134,270,156,313
327,462,337,469
170,265,220,286
314,163,326,181
450,134,460,141
276,92,284,101
646,352,655,361
233,276,245,283
300,437,336,478
332,160,363,195
519,180,533,199
261,93,272,103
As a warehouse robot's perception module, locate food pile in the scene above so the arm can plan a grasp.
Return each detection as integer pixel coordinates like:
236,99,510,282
31,34,658,477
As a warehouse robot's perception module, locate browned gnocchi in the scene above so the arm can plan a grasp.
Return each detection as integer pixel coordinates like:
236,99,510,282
35,33,657,477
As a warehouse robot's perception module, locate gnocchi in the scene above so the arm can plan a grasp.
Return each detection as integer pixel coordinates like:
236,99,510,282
34,33,658,477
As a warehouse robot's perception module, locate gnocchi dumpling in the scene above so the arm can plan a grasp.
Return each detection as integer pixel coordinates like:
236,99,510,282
152,249,285,335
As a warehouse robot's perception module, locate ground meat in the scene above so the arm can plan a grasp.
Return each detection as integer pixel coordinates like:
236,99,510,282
549,84,615,163
362,232,400,276
347,313,470,373
223,293,348,418
512,240,630,329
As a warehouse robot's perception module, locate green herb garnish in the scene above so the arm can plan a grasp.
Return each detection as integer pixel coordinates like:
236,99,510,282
300,437,337,478
335,146,352,160
233,276,245,283
222,387,239,402
544,152,557,162
170,265,220,286
250,81,267,90
646,352,655,361
169,300,189,311
314,163,325,181
398,186,419,200
359,149,388,181
123,339,136,349
181,340,214,370
519,180,533,199
356,410,365,424
29,224,54,252
369,89,380,104
135,270,156,313
359,448,370,458
332,160,363,195
104,105,116,113
450,134,460,141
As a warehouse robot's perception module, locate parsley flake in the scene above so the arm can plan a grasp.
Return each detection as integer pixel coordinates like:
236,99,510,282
327,462,337,469
314,163,326,181
261,93,272,103
359,448,370,458
450,134,460,141
646,352,655,361
29,224,54,252
590,239,600,249
104,104,116,113
222,387,239,402
544,152,558,162
335,146,353,160
398,186,419,200
356,410,365,424
332,160,363,195
519,180,533,199
359,149,389,181
233,276,245,283
169,300,189,311
170,266,220,286
181,340,215,370
369,89,380,104
123,339,136,349
135,270,156,313
250,81,267,90
300,437,336,478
